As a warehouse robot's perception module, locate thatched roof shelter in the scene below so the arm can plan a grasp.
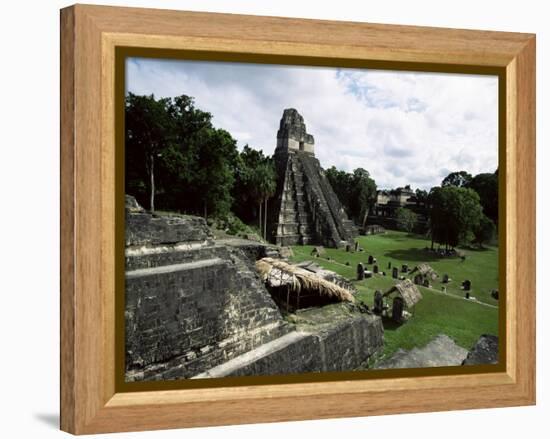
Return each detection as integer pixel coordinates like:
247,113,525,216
383,279,423,308
255,257,355,304
411,263,438,280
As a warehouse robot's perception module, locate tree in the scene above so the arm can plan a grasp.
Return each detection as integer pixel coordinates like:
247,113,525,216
166,95,235,217
351,168,378,227
326,166,352,211
253,162,277,240
473,214,496,248
194,128,238,218
441,171,473,188
429,186,483,250
414,189,428,207
395,207,417,233
326,166,377,226
125,93,174,211
125,93,240,218
467,171,498,225
232,146,274,226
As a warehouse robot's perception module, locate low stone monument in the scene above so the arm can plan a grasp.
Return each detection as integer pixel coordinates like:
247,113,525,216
373,264,379,274
392,267,399,279
391,297,405,323
462,279,471,291
311,246,325,257
373,290,384,315
368,255,374,264
357,263,365,280
442,273,450,283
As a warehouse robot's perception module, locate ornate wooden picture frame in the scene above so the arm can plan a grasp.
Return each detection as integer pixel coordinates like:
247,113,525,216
60,4,536,434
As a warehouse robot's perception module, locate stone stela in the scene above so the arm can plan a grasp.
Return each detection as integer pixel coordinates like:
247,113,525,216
269,109,357,248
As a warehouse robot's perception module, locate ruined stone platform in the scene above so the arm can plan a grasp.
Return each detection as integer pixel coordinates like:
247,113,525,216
125,195,382,382
125,196,290,381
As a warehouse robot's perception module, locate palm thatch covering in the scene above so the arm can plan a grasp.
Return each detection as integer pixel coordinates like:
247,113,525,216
295,261,358,294
383,279,423,308
411,263,438,280
256,257,355,304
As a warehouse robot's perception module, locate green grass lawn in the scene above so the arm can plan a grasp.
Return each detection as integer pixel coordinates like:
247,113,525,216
289,231,500,361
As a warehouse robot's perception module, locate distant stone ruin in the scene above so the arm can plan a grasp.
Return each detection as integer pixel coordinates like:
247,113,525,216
269,109,357,248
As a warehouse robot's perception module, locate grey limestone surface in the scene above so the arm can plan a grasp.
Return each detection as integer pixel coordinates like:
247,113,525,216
374,334,469,369
462,334,499,365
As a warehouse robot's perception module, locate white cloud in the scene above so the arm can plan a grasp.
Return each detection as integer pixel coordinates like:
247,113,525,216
126,58,498,190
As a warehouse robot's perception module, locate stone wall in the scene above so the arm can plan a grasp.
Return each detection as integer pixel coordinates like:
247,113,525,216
275,108,315,155
125,197,290,381
195,306,384,378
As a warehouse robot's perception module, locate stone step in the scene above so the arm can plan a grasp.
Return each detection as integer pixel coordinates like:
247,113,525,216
125,243,229,270
191,331,310,379
126,257,226,280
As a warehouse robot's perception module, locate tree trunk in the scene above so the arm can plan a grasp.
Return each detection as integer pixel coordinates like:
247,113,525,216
258,201,262,235
264,198,268,240
149,153,155,212
362,209,368,229
204,202,207,219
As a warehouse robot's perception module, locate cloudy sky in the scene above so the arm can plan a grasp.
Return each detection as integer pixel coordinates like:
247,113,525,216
126,57,498,190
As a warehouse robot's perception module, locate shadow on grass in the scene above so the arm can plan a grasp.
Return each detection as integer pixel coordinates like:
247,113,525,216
384,247,445,262
460,245,493,252
380,316,405,331
377,233,413,242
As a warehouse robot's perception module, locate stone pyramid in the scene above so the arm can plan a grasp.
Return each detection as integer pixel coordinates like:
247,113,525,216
268,109,357,248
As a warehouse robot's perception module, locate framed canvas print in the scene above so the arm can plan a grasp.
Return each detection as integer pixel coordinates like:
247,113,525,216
60,4,536,435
